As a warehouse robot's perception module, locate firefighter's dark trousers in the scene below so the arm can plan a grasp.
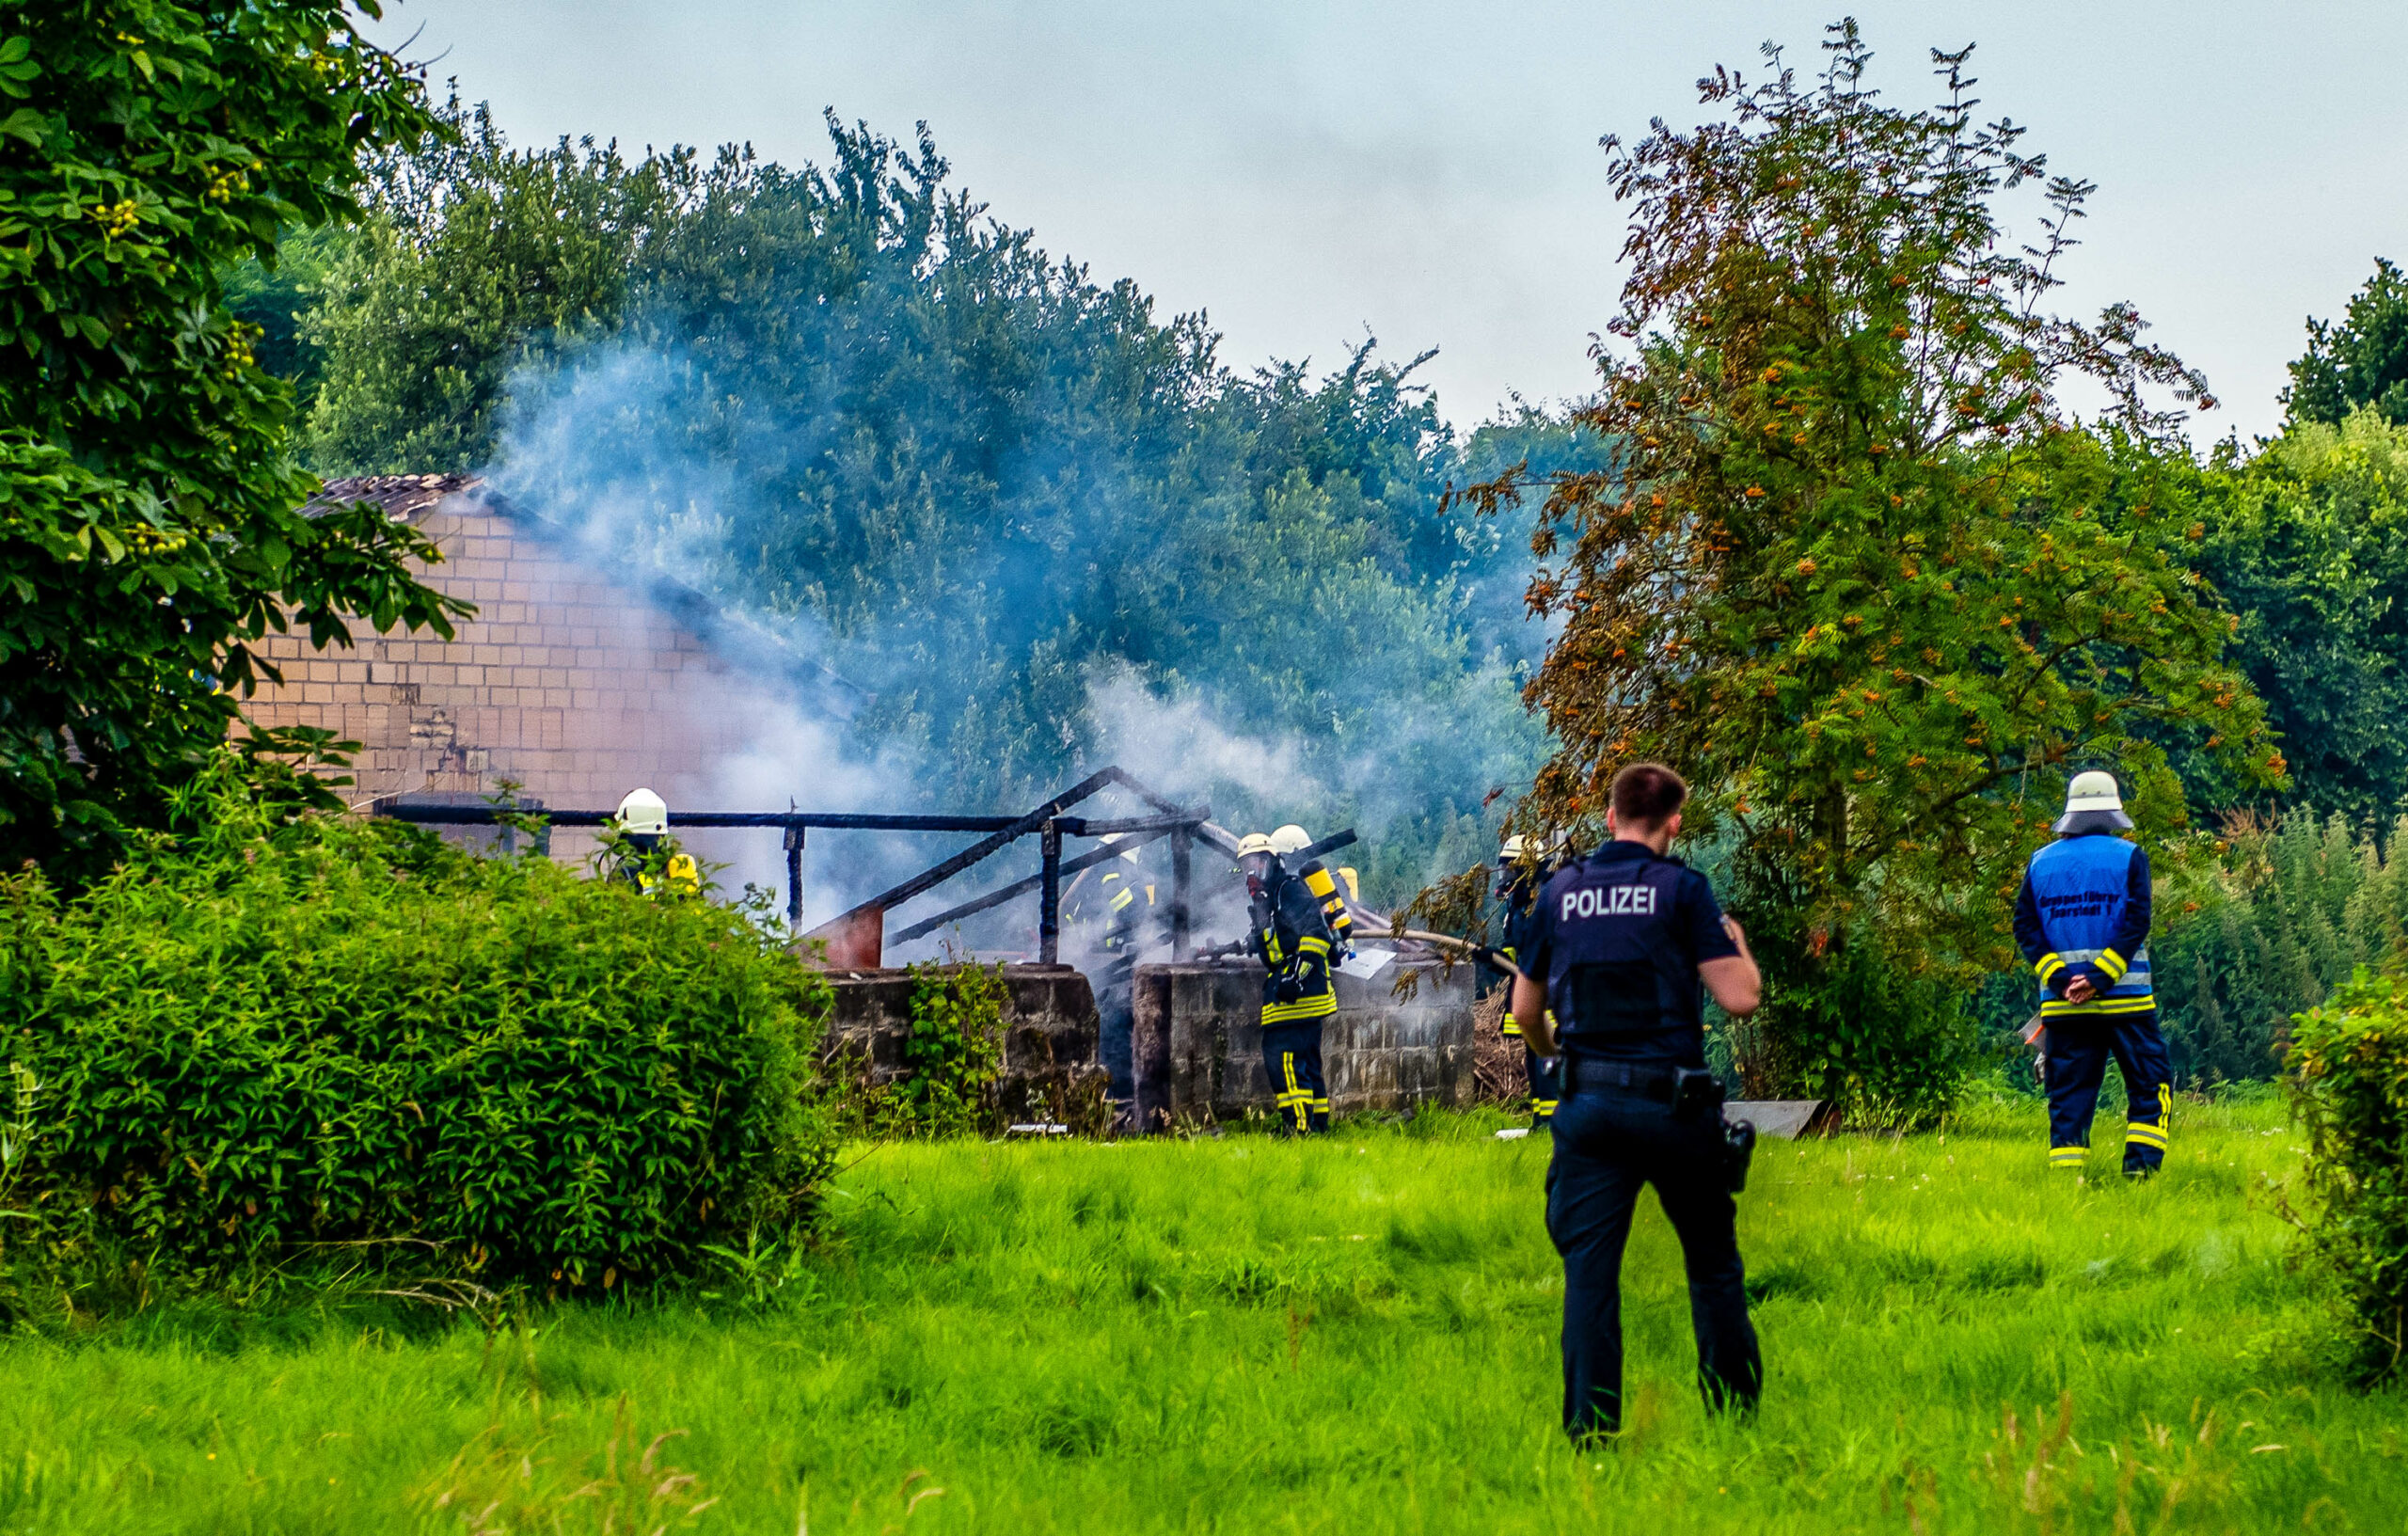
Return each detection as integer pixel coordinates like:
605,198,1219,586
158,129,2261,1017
2042,1009,2172,1176
1261,1021,1330,1134
1526,1048,1561,1125
1546,1085,1760,1441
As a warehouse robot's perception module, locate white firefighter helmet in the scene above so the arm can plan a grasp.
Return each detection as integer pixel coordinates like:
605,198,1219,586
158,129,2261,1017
1100,831,1139,863
1268,824,1312,856
2055,770,2132,832
1499,834,1529,862
1236,831,1276,858
614,786,670,836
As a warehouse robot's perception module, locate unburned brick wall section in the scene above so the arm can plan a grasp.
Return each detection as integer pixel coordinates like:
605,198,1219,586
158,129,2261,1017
819,964,1112,1131
1132,960,1475,1128
244,495,759,853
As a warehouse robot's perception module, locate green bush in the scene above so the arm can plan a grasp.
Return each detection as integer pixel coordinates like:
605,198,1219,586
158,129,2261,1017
2286,967,2408,1384
0,752,835,1296
1730,925,1974,1129
2152,814,2408,1085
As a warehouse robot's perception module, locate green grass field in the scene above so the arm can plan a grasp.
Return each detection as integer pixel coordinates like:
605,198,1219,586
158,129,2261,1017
2,1097,2397,1534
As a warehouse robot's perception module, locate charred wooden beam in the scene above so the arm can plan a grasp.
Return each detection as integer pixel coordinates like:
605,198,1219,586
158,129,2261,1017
889,822,1182,943
375,804,1024,832
1038,820,1064,965
852,767,1123,920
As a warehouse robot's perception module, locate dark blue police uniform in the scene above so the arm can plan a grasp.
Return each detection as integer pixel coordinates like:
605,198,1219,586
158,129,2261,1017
1518,839,1761,1440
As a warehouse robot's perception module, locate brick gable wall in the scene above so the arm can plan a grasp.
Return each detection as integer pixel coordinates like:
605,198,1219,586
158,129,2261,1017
243,493,762,845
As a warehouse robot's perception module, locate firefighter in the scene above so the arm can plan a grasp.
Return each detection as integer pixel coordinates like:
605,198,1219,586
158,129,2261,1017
2015,770,2172,1178
1268,824,1355,956
1513,762,1764,1443
1063,834,1155,1112
1497,834,1561,1130
1240,831,1339,1133
610,787,699,896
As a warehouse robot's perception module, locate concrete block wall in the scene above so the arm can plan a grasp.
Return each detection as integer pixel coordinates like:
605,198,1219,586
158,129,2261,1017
1131,958,1475,1128
819,963,1113,1130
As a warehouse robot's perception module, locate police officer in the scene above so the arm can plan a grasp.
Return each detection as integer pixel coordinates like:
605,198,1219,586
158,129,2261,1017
1063,834,1156,1114
1512,763,1764,1442
1496,833,1562,1131
1240,831,1339,1133
2015,770,2171,1177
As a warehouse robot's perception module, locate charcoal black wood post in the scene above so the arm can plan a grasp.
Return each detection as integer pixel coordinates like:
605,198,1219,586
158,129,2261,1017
784,825,806,931
1039,819,1063,964
1169,824,1193,961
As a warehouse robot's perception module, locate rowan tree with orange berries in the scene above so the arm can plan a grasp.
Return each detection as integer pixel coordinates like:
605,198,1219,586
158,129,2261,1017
1457,24,2282,1115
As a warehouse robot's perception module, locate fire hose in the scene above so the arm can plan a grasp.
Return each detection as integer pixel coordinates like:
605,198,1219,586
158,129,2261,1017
1196,930,1510,970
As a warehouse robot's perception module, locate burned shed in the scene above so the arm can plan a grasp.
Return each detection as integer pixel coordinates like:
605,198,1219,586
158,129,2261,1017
240,472,1477,1121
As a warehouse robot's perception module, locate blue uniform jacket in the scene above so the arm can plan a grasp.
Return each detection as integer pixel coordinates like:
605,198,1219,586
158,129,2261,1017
2014,831,2153,1018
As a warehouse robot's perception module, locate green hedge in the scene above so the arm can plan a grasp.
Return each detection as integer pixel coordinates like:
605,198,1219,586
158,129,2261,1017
0,755,834,1293
2288,968,2408,1385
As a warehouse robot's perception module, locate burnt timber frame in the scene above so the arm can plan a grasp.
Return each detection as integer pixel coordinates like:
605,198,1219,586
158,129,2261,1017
371,767,1341,967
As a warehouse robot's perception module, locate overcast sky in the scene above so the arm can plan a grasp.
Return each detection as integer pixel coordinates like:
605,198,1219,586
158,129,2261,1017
363,2,2408,443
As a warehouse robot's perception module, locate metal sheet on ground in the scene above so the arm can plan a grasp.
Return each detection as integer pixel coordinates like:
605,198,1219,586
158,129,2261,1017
1726,1100,1828,1139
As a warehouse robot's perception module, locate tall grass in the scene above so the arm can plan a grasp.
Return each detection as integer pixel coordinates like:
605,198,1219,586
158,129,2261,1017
0,1102,2391,1533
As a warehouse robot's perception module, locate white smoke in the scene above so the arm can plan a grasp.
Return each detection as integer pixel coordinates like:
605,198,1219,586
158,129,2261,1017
1085,662,1319,813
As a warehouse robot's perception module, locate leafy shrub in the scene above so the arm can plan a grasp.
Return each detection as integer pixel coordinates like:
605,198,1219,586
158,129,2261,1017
2285,967,2408,1384
2155,814,2408,1085
1730,926,1974,1129
0,752,834,1295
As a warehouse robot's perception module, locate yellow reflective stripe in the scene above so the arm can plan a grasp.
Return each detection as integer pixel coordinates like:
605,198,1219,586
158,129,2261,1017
1262,995,1339,1023
2040,995,2157,1017
2126,1125,2168,1147
1500,1012,1523,1037
1299,935,1331,955
1109,888,1135,912
2096,949,2130,981
2035,952,2067,982
2049,1147,2087,1164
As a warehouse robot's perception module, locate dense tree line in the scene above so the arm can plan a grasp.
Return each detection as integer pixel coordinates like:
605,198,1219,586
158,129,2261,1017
248,103,1590,895
18,6,2407,1088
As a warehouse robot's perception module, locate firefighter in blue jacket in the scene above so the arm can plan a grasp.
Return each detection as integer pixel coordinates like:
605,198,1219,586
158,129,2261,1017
1240,831,1339,1133
2014,771,2172,1178
1497,834,1561,1129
